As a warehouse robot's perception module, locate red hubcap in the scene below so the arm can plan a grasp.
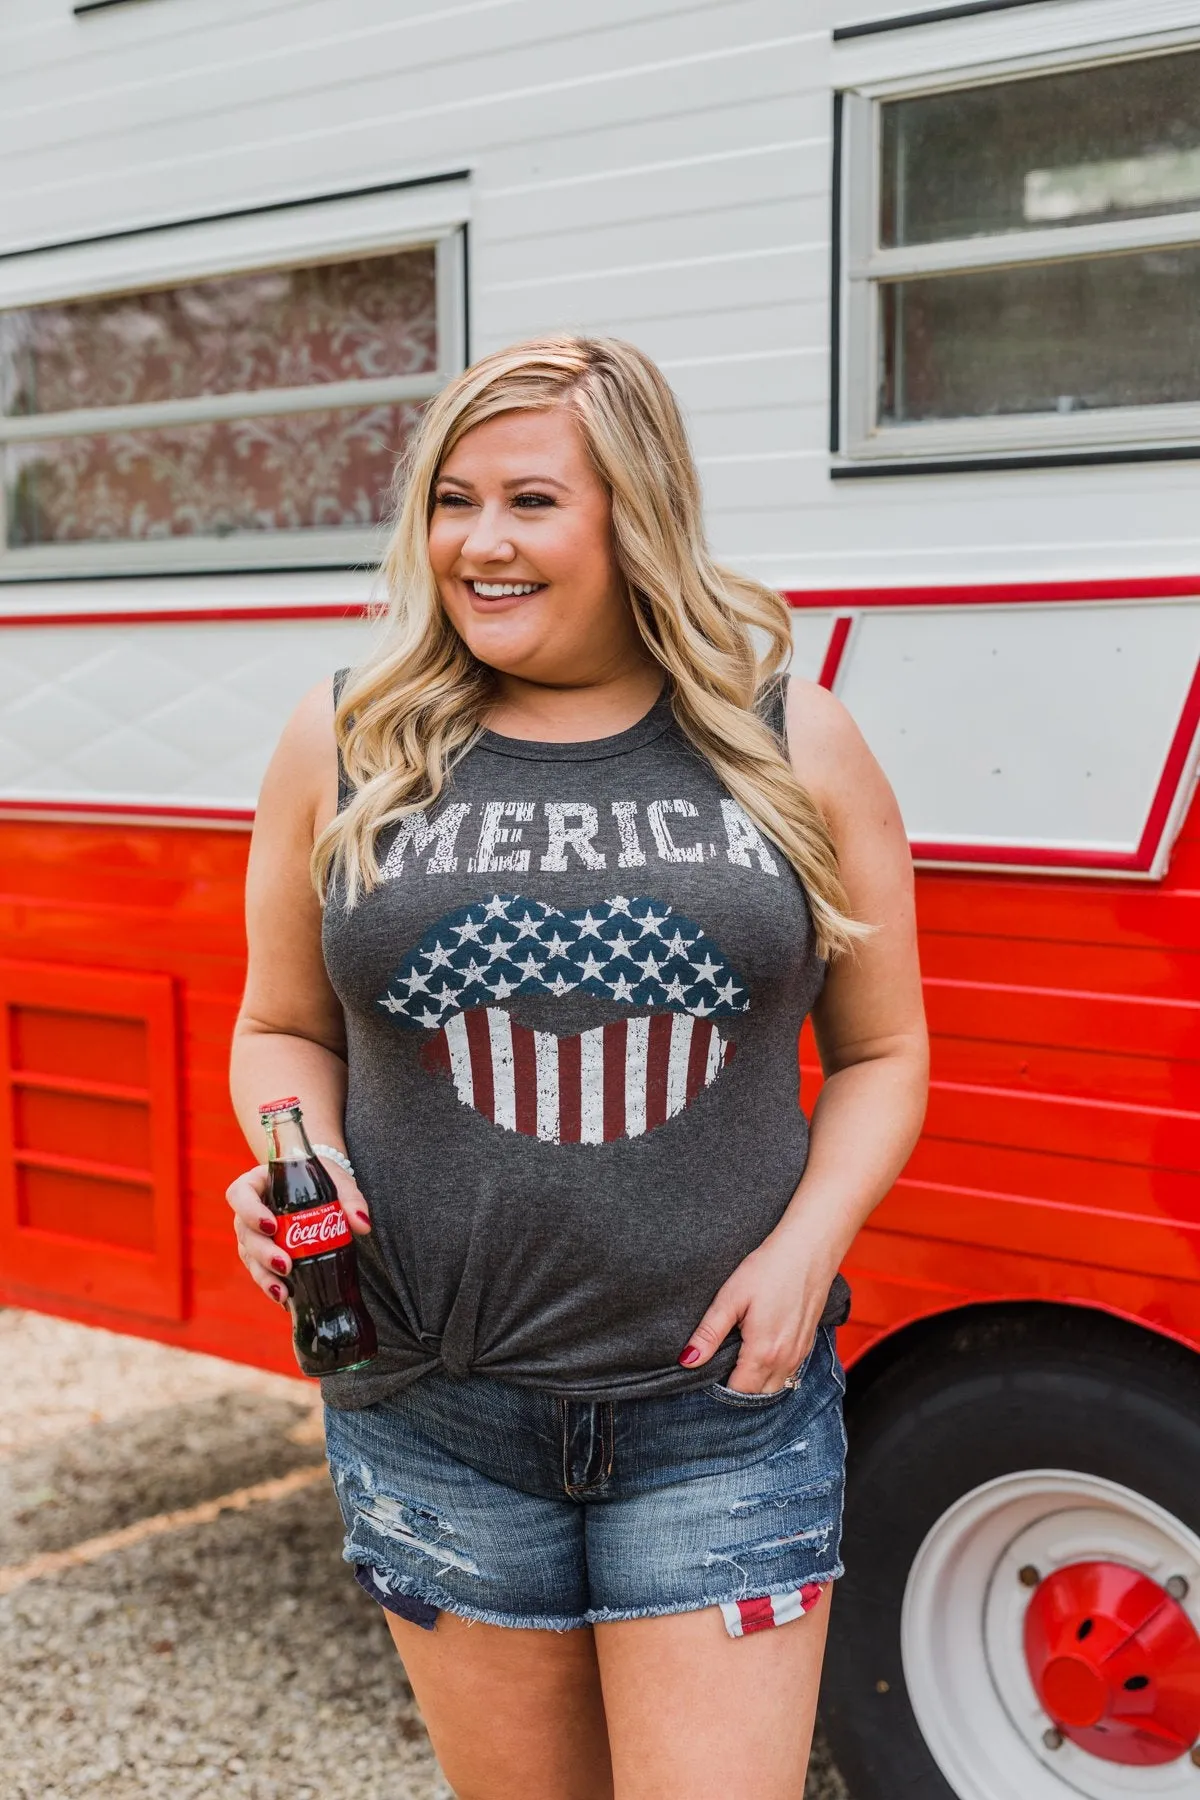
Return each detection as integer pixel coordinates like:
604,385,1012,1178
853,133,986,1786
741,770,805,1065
1024,1561,1200,1765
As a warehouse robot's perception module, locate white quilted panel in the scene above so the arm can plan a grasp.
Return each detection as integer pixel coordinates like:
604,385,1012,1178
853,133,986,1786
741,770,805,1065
0,616,379,811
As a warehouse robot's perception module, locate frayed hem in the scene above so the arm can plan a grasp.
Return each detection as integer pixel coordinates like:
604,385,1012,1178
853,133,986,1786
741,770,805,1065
344,1547,844,1633
585,1565,844,1627
342,1550,588,1633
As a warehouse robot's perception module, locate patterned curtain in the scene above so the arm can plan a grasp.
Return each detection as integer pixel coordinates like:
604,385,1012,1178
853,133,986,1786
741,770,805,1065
2,247,437,545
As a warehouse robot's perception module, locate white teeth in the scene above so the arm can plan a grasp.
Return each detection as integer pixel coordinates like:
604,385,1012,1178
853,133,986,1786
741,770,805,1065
470,581,541,598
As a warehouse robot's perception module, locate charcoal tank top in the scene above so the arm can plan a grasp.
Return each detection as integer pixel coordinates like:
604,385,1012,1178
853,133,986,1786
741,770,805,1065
320,679,846,1407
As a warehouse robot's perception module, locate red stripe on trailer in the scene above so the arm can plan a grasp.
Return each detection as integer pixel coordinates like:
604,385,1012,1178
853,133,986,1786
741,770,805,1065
1136,658,1200,870
817,616,853,690
0,603,375,629
783,576,1200,608
0,798,256,823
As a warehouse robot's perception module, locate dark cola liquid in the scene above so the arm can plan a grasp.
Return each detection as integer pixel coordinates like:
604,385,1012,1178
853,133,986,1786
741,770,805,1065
270,1156,377,1377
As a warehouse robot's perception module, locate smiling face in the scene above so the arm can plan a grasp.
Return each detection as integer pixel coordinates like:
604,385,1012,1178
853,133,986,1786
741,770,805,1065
428,406,649,694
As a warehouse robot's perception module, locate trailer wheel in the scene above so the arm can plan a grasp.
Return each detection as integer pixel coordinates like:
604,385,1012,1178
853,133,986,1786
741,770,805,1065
820,1310,1200,1800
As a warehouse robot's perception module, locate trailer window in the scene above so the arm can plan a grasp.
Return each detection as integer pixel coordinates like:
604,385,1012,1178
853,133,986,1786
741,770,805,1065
838,43,1200,467
0,204,467,578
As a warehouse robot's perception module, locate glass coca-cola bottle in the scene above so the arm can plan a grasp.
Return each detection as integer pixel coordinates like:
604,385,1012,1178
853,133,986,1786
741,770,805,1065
259,1097,377,1376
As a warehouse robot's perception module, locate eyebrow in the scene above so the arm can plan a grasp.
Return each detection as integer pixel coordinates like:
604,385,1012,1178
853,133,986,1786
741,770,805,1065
434,473,571,492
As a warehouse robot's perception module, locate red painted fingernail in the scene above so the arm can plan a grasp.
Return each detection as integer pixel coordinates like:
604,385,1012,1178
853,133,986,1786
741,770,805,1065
679,1346,701,1366
270,1256,289,1274
269,1283,286,1303
259,1217,277,1236
355,1211,371,1228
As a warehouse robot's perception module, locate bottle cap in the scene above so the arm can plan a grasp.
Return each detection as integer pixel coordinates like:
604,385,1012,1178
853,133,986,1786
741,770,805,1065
259,1096,300,1117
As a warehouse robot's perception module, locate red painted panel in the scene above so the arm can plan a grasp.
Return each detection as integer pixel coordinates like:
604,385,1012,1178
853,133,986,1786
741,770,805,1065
917,879,1200,952
925,1037,1200,1110
1,781,1199,1377
0,958,185,1320
907,1135,1198,1228
921,933,1198,1001
922,982,1198,1063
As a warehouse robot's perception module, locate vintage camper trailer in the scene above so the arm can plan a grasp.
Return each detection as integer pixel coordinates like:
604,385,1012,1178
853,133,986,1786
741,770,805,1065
2,2,1199,1795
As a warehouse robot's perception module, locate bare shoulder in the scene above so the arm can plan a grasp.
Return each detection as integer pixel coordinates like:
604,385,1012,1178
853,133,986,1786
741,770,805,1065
257,675,339,833
782,676,886,825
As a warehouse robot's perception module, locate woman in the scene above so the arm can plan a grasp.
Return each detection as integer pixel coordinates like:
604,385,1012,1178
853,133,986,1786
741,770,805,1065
226,336,927,1800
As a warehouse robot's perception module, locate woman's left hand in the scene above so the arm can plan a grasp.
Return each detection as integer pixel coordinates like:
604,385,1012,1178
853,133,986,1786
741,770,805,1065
677,1231,838,1394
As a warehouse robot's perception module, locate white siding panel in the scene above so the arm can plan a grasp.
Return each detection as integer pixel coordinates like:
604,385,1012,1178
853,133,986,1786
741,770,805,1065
681,377,830,440
0,1,300,83
785,489,1200,563
478,95,827,194
709,508,834,561
481,196,823,288
701,450,827,517
1,0,1197,666
481,248,829,344
5,0,716,136
2,17,815,188
665,349,827,414
597,300,829,365
481,139,831,244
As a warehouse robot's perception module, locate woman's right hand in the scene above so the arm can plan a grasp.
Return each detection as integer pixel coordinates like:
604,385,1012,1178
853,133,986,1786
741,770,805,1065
225,1162,372,1307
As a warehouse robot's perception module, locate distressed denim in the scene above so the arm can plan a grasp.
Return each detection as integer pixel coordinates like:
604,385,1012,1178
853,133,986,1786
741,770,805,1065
324,1324,846,1632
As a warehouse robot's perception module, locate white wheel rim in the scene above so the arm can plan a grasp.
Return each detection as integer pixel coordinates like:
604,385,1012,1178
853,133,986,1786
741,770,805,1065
900,1469,1200,1800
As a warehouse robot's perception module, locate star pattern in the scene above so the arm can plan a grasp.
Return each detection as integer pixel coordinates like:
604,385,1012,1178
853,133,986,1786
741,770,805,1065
377,893,750,1031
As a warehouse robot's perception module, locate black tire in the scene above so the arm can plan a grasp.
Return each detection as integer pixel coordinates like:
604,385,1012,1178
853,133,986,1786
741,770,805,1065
820,1306,1200,1800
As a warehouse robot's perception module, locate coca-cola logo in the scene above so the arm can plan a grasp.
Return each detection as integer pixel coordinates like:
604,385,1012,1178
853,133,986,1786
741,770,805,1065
280,1201,352,1259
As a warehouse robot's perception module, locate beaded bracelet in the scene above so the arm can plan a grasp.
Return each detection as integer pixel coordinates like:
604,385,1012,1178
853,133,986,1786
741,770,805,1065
312,1143,356,1180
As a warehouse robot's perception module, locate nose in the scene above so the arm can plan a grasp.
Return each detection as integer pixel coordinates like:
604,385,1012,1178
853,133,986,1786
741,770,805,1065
460,501,516,567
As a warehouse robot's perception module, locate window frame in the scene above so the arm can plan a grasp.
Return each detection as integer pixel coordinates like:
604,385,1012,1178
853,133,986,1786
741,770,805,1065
834,27,1200,470
0,176,470,580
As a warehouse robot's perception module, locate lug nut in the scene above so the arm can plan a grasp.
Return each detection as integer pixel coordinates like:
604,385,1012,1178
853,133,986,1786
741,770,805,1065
1042,1728,1064,1751
1019,1565,1041,1588
1168,1575,1191,1601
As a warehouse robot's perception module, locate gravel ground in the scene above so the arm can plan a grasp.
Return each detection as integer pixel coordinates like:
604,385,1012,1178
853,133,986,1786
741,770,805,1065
2,1308,849,1799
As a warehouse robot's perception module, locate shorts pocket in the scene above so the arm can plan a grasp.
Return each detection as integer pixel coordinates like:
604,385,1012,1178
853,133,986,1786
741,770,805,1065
705,1329,827,1409
705,1379,796,1409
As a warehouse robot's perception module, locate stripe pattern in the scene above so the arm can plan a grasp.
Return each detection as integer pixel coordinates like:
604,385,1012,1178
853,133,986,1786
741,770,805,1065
420,1006,734,1144
719,1584,826,1640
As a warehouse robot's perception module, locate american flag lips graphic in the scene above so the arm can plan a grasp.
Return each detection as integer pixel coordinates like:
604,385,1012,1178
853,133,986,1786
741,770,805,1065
376,893,749,1144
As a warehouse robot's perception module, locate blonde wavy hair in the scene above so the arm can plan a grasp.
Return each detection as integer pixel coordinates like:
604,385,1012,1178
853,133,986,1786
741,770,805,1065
314,334,863,959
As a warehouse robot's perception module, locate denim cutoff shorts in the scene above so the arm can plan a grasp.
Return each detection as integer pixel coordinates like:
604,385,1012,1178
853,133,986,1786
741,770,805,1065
324,1323,846,1636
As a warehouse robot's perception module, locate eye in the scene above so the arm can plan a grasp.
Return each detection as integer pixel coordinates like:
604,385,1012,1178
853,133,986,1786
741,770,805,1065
513,491,556,509
434,490,472,509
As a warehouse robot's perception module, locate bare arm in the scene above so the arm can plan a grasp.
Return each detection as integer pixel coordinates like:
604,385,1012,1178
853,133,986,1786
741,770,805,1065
225,678,371,1307
680,679,929,1390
